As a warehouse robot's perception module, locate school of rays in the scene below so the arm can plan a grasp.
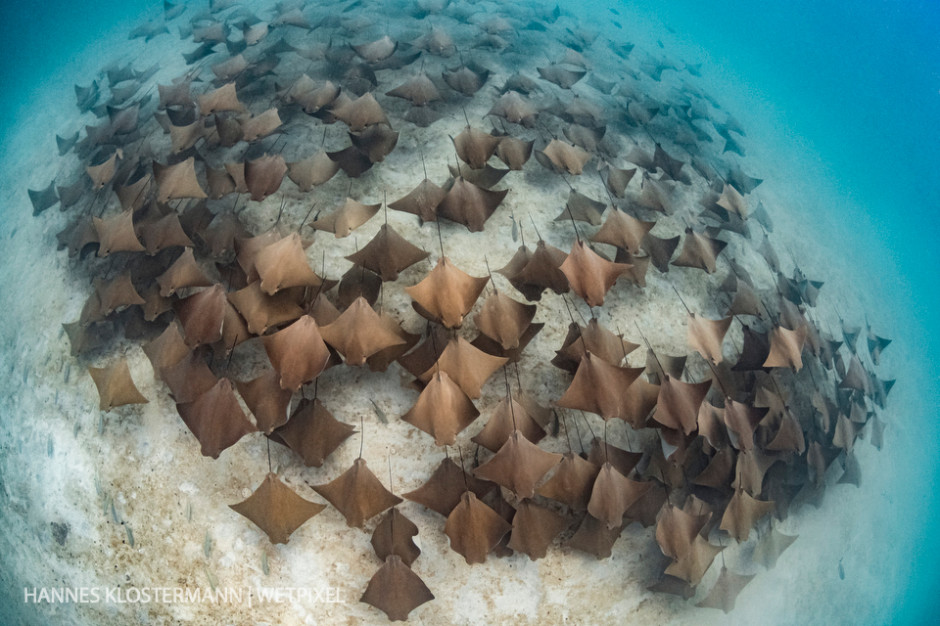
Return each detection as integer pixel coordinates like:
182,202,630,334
30,0,895,620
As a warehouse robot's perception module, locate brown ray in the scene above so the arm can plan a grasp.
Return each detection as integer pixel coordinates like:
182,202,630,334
507,500,567,560
240,108,282,142
402,370,480,446
93,208,145,256
386,73,441,106
536,139,591,175
139,212,195,255
346,223,429,282
93,272,145,315
471,396,545,452
556,189,605,225
403,457,495,517
418,336,507,399
553,319,638,373
406,256,488,328
156,248,213,297
235,369,291,434
175,285,226,347
443,63,489,96
567,513,621,559
197,82,244,114
495,136,533,170
453,127,501,169
753,527,798,568
366,312,420,372
353,35,397,62
88,358,148,411
153,157,207,202
228,281,304,335
176,378,256,458
720,489,774,542
687,313,733,365
159,350,218,403
86,151,120,189
672,228,727,273
320,297,407,366
696,566,754,613
142,322,188,379
473,430,561,498
287,151,340,191
388,178,446,222
361,555,434,622
537,452,599,511
763,325,807,371
591,209,654,255
331,93,389,131
255,233,323,295
587,462,653,529
229,473,325,544
557,353,643,421
272,398,355,467
244,154,287,201
437,177,508,232
312,457,402,528
262,315,331,391
473,292,536,351
488,91,538,127
643,233,680,273
444,491,512,565
840,355,869,392
371,508,420,566
559,240,631,307
499,240,570,301
653,376,712,436
537,64,586,89
310,197,381,238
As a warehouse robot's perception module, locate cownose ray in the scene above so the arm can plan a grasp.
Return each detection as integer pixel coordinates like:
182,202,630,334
287,151,340,191
720,489,775,542
552,318,639,372
536,139,591,175
498,238,570,301
235,369,291,434
310,197,382,238
471,395,545,452
556,352,643,421
389,178,447,222
488,91,538,127
473,291,537,351
93,208,146,257
587,462,654,529
696,566,755,613
386,72,441,106
156,247,213,296
417,335,507,399
437,177,509,232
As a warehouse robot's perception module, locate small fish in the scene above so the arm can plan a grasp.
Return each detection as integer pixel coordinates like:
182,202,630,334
186,501,193,522
370,400,387,424
47,438,54,458
511,216,518,242
613,21,622,29
204,531,212,558
261,552,269,576
125,525,134,548
838,558,845,580
64,363,71,383
110,500,122,525
609,7,620,15
98,413,104,435
205,568,218,591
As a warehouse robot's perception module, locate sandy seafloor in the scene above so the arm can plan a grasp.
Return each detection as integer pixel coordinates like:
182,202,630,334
0,1,930,624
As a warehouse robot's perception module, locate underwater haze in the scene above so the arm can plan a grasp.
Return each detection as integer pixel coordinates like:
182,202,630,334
0,0,937,624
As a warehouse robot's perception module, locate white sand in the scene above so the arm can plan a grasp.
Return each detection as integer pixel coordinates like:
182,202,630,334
0,1,918,624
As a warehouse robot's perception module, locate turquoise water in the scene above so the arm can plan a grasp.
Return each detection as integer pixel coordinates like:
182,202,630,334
0,0,937,622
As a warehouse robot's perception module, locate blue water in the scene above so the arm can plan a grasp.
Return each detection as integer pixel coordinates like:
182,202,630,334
0,0,938,622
